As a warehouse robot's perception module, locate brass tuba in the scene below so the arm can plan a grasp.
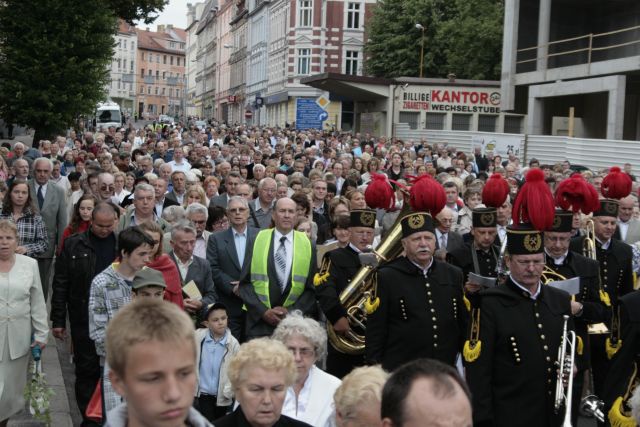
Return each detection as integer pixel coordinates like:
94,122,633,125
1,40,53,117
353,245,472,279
326,207,408,355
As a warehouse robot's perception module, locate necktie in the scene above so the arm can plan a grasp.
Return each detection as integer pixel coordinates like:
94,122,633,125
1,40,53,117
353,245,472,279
275,236,287,292
37,185,44,209
440,233,447,250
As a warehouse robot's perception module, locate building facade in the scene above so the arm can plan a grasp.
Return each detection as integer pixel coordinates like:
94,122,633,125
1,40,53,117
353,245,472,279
264,0,377,129
246,0,270,125
228,0,249,124
186,2,206,118
135,25,187,120
501,0,640,140
215,0,234,123
194,0,218,120
108,21,138,117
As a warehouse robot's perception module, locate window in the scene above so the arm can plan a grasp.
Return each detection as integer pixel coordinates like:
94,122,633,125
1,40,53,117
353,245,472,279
123,40,127,49
425,113,446,130
177,58,181,66
148,69,152,76
140,86,144,94
163,55,167,64
170,56,174,65
149,53,153,62
147,86,151,94
117,59,121,70
346,2,361,29
157,55,160,63
169,88,174,97
176,89,180,97
298,0,312,27
451,114,472,131
163,71,166,80
155,86,159,95
141,52,145,61
117,79,121,89
504,115,524,134
399,112,419,130
162,87,166,95
345,50,359,75
156,70,159,78
130,61,134,71
123,59,127,70
478,115,498,132
297,48,311,75
141,68,145,77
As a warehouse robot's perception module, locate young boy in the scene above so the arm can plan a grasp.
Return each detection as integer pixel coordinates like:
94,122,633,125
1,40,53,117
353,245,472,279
89,226,155,416
105,299,213,427
195,303,240,422
131,267,166,300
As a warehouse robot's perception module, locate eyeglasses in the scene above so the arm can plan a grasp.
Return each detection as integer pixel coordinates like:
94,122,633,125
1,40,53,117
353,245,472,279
191,220,206,225
287,347,315,358
228,207,247,214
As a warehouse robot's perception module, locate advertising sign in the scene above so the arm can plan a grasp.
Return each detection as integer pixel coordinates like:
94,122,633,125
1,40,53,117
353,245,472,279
401,86,501,114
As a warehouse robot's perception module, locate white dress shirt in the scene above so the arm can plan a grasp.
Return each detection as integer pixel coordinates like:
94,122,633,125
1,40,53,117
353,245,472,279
618,220,630,241
233,226,248,267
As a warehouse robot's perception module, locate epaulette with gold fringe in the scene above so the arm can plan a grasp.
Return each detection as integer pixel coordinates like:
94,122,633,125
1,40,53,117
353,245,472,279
313,257,331,287
463,308,481,362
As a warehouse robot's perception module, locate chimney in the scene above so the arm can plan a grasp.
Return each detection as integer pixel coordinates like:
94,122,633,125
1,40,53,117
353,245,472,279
167,24,173,30
157,24,165,33
146,27,150,31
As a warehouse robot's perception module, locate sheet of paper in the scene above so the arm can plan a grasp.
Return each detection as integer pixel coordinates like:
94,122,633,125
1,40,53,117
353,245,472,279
182,280,202,300
468,272,497,288
546,276,580,296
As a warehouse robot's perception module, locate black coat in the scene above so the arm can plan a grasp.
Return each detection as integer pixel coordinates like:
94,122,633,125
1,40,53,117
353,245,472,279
50,230,117,328
448,242,499,309
465,278,572,427
544,251,608,369
316,246,361,324
602,290,640,414
365,256,467,371
215,407,311,427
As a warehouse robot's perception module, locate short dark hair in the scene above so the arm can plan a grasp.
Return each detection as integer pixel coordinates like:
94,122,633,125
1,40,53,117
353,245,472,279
68,171,82,182
92,201,118,221
117,226,154,257
381,358,471,426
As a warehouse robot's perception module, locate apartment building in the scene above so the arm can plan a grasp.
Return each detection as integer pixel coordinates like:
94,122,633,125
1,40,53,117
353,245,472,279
108,21,138,116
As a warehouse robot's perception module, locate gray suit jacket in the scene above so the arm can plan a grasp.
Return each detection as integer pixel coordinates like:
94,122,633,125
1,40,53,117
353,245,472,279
436,230,465,254
168,252,217,318
623,219,640,244
239,230,317,339
207,226,260,316
29,180,67,258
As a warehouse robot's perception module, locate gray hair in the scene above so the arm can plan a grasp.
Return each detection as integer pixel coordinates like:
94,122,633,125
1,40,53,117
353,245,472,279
161,205,185,223
134,183,154,197
185,202,208,219
253,163,266,173
227,196,249,210
258,177,276,190
271,310,327,362
139,154,153,163
170,219,197,240
33,157,53,170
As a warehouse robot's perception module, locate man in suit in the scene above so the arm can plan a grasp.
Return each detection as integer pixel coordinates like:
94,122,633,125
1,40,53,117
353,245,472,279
207,196,259,341
185,203,211,259
210,171,242,209
30,157,68,298
152,177,179,216
434,207,464,261
165,171,187,205
168,220,217,321
240,197,317,339
617,195,640,244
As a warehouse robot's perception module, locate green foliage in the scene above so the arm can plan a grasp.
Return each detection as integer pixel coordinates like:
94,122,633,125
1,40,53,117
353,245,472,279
365,0,504,80
105,0,168,24
0,0,165,139
24,361,55,426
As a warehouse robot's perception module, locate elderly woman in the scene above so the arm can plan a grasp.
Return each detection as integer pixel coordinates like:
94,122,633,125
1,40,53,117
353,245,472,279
272,311,341,427
0,220,49,426
217,338,311,427
333,365,389,427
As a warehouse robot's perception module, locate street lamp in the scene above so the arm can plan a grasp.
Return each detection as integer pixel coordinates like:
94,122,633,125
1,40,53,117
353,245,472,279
416,23,425,78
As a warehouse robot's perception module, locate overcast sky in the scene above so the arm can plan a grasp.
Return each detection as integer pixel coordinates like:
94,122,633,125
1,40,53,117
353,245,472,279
140,0,190,31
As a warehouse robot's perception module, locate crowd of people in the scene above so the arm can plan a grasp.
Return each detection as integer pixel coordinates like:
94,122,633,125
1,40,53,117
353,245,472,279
2,119,640,427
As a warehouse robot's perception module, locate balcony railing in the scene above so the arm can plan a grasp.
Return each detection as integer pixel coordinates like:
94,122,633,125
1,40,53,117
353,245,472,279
516,24,640,73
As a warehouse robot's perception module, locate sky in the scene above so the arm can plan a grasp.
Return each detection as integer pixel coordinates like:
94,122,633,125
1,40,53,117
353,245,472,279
143,0,190,31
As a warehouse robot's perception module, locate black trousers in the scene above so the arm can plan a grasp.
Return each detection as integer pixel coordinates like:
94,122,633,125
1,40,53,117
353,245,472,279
70,320,101,425
195,394,230,422
227,311,246,343
326,345,365,379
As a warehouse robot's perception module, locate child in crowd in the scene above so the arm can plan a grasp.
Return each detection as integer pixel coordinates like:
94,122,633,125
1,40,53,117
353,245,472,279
194,303,240,422
105,299,212,427
131,267,166,300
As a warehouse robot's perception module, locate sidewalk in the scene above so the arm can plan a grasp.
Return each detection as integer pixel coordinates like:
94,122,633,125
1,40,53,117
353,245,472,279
7,339,73,427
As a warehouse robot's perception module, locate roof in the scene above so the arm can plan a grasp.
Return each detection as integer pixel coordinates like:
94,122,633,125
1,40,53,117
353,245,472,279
118,20,136,35
135,27,186,54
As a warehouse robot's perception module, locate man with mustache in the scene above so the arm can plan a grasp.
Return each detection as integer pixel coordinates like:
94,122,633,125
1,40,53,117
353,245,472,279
365,211,467,371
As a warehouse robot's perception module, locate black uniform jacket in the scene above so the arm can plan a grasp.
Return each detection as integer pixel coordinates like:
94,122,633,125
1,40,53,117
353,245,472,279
602,290,640,412
215,407,312,427
448,242,499,309
316,245,361,325
544,250,608,368
465,278,573,427
365,256,467,371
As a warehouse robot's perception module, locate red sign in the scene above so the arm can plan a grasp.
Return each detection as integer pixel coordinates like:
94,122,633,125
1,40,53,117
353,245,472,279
228,96,237,103
245,111,253,118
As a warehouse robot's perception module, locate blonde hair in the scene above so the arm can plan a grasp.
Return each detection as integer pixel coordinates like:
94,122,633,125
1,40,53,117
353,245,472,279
106,299,195,377
227,338,296,389
0,219,18,237
334,365,389,420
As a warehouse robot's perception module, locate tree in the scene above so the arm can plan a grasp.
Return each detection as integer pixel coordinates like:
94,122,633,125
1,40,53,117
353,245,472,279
364,0,503,80
0,0,166,140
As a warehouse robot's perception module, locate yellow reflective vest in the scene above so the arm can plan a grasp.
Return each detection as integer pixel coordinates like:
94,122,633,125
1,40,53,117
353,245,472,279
251,229,311,308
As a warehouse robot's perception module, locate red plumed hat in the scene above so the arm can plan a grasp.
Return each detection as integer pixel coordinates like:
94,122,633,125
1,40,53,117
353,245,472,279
601,166,632,200
364,173,396,210
482,174,510,209
408,175,446,217
512,168,555,231
555,173,600,214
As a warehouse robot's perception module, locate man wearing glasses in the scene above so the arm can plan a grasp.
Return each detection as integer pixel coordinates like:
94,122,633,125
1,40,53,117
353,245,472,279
186,203,211,259
434,206,464,261
208,196,259,341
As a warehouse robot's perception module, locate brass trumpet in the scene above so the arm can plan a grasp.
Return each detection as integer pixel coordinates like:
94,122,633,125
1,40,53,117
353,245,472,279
554,315,576,427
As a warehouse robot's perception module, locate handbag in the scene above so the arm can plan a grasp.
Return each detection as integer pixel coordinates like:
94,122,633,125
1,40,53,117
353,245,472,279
85,379,103,422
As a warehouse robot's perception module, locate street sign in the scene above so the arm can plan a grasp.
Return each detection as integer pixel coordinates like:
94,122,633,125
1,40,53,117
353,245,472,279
296,98,327,130
316,95,330,110
245,111,253,118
